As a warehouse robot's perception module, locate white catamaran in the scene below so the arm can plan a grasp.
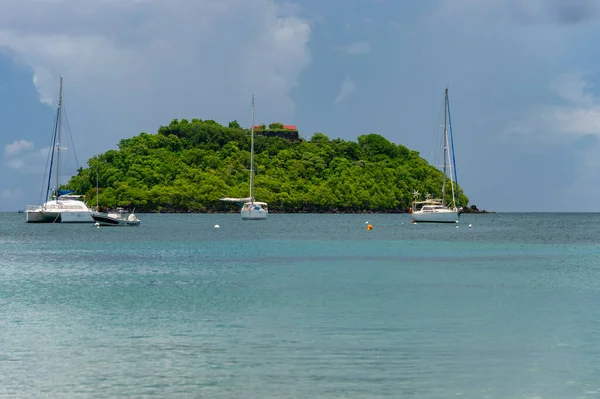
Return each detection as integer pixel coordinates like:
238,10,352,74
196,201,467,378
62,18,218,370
25,77,98,223
220,95,268,220
411,87,462,223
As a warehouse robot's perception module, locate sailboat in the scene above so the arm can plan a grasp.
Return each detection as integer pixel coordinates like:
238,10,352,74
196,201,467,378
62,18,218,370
220,95,268,220
411,87,461,223
25,77,98,223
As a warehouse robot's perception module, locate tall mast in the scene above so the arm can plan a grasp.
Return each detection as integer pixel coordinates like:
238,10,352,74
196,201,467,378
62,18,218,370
441,87,448,205
55,76,63,201
96,155,99,210
250,94,255,204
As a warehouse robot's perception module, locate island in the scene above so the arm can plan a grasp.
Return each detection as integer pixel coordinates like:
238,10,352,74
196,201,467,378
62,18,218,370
65,118,473,213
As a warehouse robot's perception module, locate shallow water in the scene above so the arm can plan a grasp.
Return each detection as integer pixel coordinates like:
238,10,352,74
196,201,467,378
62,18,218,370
1,212,600,398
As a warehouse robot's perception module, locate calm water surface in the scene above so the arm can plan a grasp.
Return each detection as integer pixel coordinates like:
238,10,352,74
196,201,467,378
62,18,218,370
1,212,600,398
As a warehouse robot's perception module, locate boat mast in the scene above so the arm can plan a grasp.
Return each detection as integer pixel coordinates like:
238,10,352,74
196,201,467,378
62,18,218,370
441,87,448,205
96,155,99,210
250,94,255,204
55,76,63,202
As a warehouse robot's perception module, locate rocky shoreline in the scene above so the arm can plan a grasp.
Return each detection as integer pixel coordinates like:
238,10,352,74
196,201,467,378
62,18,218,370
460,205,495,214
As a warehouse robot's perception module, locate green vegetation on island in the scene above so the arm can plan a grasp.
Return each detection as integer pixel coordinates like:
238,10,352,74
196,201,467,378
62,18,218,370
65,118,469,213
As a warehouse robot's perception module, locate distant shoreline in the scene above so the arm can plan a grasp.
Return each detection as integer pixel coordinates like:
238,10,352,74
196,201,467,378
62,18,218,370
12,209,496,214
122,209,497,215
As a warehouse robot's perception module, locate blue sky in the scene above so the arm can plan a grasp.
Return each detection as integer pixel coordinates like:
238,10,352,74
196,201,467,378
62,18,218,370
2,0,600,212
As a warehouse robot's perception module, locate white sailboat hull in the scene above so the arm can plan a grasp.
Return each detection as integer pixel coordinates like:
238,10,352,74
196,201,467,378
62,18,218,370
241,207,268,220
411,209,459,223
60,211,96,223
25,210,96,223
25,200,97,223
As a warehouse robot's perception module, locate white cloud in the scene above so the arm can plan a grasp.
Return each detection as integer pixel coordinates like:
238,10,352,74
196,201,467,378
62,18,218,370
0,0,312,145
340,41,370,55
502,72,600,209
5,139,34,155
31,66,55,105
6,158,25,170
4,143,53,173
550,72,595,105
334,76,355,106
507,73,600,140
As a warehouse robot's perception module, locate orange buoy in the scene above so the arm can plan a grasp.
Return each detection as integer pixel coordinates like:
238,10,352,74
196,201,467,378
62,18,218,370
367,224,373,230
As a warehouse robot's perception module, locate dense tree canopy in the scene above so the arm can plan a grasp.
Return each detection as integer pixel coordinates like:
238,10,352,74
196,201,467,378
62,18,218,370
65,118,468,213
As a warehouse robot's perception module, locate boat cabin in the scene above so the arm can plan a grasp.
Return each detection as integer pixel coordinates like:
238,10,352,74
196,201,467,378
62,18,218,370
242,202,268,211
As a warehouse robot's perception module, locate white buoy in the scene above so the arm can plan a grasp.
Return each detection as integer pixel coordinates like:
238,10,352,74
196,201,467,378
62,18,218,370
214,224,220,228
456,225,459,228
468,224,472,228
95,222,100,229
365,221,369,224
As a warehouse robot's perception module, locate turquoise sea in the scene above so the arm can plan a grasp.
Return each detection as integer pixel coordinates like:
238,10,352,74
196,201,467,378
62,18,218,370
1,212,600,398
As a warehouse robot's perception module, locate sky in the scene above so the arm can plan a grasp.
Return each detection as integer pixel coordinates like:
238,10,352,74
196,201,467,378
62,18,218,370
2,0,600,212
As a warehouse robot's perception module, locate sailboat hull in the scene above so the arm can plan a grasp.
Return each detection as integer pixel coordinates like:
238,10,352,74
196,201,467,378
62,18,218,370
411,210,459,223
25,210,59,223
241,208,268,220
25,210,96,223
60,211,96,223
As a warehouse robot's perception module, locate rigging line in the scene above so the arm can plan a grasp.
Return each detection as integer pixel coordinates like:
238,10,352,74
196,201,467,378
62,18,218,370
44,106,60,204
446,91,460,207
426,96,445,167
62,105,80,169
426,93,446,199
40,107,59,204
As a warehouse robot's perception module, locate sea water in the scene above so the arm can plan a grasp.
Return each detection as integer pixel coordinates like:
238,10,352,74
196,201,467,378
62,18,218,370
1,212,600,398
